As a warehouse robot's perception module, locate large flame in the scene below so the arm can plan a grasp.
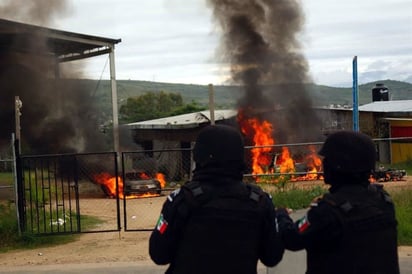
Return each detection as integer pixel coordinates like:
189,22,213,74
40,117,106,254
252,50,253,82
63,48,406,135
93,172,165,199
238,111,323,183
278,146,295,174
238,112,274,176
293,145,323,181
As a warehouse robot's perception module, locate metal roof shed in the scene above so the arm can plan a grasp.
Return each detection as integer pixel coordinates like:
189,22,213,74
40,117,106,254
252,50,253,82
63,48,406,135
0,18,121,63
126,110,238,143
0,18,122,153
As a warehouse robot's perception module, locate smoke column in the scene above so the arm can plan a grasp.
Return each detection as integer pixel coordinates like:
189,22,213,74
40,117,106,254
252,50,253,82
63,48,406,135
207,0,322,143
0,0,108,154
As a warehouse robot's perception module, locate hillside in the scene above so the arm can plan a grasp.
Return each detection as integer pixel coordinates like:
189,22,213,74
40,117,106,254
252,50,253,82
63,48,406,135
70,79,412,116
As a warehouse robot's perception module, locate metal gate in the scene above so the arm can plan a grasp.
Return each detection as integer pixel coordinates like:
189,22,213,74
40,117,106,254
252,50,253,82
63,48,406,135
14,149,191,235
16,152,121,235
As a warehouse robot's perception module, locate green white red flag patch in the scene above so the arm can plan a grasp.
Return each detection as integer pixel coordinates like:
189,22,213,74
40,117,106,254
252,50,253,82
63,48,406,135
298,215,310,233
156,213,168,234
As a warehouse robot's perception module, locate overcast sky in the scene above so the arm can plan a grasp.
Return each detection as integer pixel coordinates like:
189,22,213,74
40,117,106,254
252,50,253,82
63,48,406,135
6,0,412,87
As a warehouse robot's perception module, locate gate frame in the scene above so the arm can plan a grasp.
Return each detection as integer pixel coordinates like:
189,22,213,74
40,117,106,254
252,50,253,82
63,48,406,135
15,149,122,235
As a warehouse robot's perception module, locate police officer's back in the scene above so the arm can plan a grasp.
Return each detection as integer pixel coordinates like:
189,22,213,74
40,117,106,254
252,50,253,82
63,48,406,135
278,131,400,274
149,124,285,274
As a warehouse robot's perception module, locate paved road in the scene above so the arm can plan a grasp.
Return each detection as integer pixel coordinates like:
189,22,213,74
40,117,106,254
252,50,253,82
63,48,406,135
0,255,304,274
2,251,411,274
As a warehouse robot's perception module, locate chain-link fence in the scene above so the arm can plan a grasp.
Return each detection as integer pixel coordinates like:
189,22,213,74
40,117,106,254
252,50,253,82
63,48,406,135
120,137,411,231
122,149,192,231
14,136,411,234
120,143,328,230
243,142,324,184
0,140,15,201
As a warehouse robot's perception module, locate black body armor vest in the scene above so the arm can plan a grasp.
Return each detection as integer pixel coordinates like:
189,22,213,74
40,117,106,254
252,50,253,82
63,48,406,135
169,181,267,274
307,184,399,274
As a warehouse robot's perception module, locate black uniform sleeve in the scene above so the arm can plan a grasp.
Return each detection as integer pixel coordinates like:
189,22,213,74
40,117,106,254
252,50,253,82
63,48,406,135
149,188,188,265
258,194,286,267
278,200,343,251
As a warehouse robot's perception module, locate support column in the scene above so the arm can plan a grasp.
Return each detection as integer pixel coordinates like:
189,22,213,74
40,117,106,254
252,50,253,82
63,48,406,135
109,47,120,154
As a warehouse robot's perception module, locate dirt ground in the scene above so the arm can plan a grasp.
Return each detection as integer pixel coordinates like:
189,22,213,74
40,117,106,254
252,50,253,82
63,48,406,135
0,178,411,268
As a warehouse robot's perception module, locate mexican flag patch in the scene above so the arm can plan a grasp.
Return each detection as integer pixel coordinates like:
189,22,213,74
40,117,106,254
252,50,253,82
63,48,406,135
156,213,168,234
298,215,310,233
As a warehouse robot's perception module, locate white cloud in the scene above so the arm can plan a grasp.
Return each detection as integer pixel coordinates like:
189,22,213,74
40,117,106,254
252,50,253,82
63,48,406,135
52,0,412,87
301,0,412,86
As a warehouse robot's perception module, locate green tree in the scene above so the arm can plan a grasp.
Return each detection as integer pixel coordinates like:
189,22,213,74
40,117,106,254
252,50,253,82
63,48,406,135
119,92,205,123
169,101,205,116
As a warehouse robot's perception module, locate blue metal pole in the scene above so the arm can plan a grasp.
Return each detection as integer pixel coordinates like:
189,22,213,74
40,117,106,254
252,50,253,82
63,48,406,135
352,56,359,131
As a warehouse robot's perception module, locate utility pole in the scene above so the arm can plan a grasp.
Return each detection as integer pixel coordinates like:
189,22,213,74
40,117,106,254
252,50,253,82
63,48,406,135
352,56,359,132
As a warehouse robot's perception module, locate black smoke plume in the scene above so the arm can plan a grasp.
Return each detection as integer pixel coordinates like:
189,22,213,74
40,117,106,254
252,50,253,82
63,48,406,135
0,1,108,154
207,0,322,143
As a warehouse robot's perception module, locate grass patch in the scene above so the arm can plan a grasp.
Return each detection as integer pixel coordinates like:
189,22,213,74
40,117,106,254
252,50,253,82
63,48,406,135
271,186,326,210
0,202,104,253
0,172,14,185
387,188,412,245
0,202,20,251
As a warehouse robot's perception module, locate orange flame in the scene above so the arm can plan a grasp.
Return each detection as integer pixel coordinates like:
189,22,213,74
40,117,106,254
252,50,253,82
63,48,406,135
293,145,324,181
238,112,274,176
278,146,295,174
93,172,165,199
238,110,323,183
155,173,166,188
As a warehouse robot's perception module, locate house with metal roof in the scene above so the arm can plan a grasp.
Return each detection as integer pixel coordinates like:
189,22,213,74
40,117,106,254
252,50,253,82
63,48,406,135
125,109,238,148
359,100,412,113
315,99,412,163
123,109,238,181
358,100,412,163
126,98,412,164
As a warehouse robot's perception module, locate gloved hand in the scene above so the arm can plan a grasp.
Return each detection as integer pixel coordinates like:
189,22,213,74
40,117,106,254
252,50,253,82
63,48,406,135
276,207,293,216
275,207,294,232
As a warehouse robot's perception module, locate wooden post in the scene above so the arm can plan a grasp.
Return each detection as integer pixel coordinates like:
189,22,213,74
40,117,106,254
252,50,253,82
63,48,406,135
15,96,22,153
208,84,215,125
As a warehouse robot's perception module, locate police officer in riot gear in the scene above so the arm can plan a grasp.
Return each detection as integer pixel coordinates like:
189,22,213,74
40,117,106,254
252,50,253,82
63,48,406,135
149,124,285,274
277,130,400,274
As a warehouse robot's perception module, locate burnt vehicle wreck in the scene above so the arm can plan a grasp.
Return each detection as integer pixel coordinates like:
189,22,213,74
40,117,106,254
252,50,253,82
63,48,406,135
373,167,407,182
123,171,162,196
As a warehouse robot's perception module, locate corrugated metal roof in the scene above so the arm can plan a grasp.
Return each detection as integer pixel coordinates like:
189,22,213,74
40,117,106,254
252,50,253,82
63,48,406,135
125,109,237,129
359,100,412,113
125,101,412,130
0,18,121,62
380,118,412,121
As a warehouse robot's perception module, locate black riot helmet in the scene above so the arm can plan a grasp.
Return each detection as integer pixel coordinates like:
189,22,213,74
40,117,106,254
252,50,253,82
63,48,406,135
319,130,376,173
193,124,245,169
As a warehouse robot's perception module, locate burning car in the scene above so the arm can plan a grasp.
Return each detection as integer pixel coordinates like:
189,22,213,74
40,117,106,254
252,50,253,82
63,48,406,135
123,171,162,196
372,166,407,182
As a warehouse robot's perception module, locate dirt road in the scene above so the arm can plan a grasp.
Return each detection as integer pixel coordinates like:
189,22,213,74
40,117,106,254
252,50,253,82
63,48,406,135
0,178,411,269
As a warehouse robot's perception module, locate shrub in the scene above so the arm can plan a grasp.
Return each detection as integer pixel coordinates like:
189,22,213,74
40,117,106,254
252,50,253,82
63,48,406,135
271,185,326,210
389,188,412,245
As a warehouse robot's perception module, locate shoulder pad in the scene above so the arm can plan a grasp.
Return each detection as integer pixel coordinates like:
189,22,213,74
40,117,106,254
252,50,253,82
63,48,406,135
182,181,204,197
368,184,393,203
322,193,353,213
246,183,265,202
